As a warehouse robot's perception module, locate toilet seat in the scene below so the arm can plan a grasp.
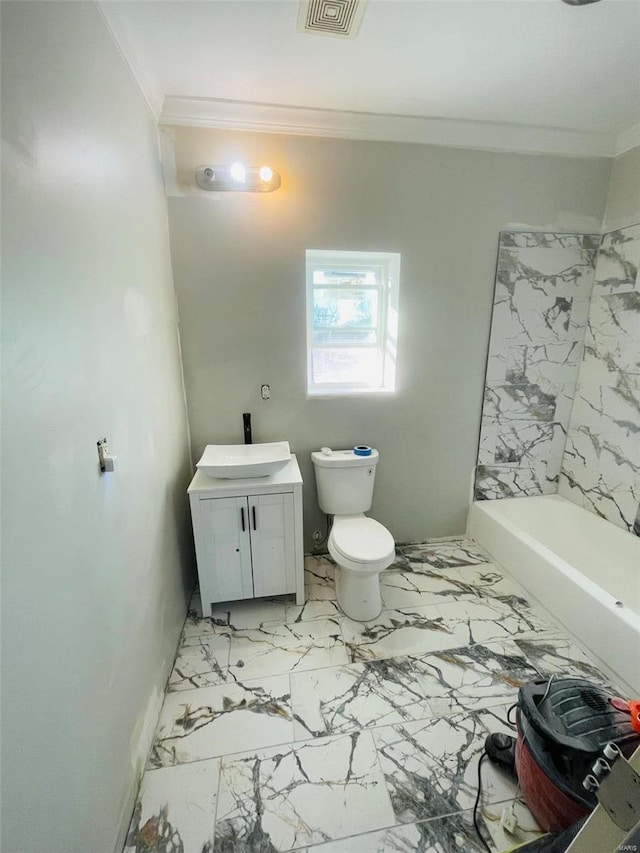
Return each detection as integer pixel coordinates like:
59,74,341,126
329,516,395,573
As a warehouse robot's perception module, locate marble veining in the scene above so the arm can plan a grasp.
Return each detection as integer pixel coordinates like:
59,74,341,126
210,599,289,631
476,230,599,500
374,706,520,823
169,633,230,692
291,657,432,739
340,604,460,663
227,618,348,681
593,224,640,293
409,640,540,715
474,463,550,501
380,563,524,609
559,228,640,537
182,591,219,641
124,759,219,853
214,732,395,852
433,597,552,646
148,675,293,769
301,810,494,852
513,634,624,691
396,540,488,569
130,543,620,852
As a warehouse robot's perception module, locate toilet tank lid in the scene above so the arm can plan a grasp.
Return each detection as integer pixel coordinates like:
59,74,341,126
311,448,379,468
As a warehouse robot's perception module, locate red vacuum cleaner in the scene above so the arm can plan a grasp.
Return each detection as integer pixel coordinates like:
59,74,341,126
513,677,640,833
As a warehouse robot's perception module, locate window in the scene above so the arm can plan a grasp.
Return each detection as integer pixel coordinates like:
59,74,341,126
306,250,400,396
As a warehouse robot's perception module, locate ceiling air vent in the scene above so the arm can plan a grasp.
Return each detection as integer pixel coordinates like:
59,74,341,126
297,0,367,39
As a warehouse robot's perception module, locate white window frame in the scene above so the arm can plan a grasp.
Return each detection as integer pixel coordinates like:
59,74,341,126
306,249,401,397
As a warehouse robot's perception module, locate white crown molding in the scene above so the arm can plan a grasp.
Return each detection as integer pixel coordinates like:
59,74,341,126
97,1,164,123
615,121,640,156
160,96,616,158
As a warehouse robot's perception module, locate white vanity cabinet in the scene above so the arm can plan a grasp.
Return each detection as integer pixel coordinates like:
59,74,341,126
187,455,305,615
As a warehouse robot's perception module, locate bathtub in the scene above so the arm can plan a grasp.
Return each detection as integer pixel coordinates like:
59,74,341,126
468,494,640,693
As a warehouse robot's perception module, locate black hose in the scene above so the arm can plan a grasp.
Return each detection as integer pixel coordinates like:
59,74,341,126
473,751,493,853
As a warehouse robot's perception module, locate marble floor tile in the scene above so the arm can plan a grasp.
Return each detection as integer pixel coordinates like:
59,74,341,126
340,604,462,663
380,569,472,608
302,563,338,601
434,596,554,646
285,559,339,622
209,598,288,631
387,550,412,572
374,705,519,824
227,618,348,680
291,656,431,740
514,633,623,690
303,581,338,602
302,810,493,853
304,555,336,584
457,563,531,603
148,675,293,768
124,758,220,853
213,731,395,852
286,597,342,623
397,540,489,570
168,633,231,692
380,563,525,609
182,590,218,641
410,640,538,715
132,533,627,853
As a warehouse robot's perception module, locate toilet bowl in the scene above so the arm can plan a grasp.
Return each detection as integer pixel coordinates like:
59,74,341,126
328,514,395,621
311,447,395,621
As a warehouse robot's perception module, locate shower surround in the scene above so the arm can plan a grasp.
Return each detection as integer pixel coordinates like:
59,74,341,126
475,232,600,501
475,225,640,538
559,223,640,535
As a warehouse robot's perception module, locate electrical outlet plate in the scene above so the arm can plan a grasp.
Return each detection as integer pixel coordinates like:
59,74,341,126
501,806,518,834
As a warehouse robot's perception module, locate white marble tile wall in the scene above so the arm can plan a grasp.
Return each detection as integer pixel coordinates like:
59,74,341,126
475,232,600,500
559,223,640,535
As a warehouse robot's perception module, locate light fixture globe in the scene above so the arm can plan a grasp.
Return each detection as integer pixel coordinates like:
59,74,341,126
229,162,246,182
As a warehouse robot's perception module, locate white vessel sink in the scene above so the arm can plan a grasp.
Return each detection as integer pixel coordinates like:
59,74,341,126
196,441,291,479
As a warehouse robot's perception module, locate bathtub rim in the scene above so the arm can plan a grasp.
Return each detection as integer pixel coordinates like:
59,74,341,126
470,496,640,631
468,494,640,694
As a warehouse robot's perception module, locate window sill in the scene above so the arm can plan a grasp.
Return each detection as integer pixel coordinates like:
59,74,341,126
307,387,396,399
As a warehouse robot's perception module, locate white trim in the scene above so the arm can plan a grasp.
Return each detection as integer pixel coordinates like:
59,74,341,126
160,96,616,158
97,1,164,123
615,121,640,156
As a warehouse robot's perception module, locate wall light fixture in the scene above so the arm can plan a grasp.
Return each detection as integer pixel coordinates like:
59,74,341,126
195,163,281,193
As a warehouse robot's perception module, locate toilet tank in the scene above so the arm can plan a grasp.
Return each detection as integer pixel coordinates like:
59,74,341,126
311,448,379,515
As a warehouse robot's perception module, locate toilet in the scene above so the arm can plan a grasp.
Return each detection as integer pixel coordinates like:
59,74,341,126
311,447,395,621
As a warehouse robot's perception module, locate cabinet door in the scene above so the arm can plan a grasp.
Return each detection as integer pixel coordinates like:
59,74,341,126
248,493,296,598
197,497,254,611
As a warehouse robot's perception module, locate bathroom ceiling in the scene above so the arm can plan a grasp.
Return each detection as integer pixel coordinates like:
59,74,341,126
102,0,640,155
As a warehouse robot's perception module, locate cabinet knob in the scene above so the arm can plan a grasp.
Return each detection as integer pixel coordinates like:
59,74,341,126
235,548,240,553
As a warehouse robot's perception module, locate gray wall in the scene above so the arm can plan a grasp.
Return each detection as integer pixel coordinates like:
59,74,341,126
1,4,193,851
602,146,640,232
167,126,611,548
